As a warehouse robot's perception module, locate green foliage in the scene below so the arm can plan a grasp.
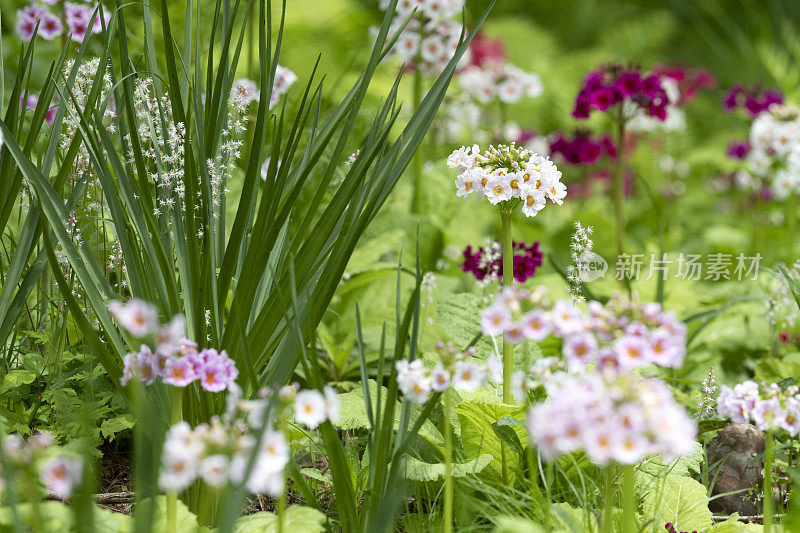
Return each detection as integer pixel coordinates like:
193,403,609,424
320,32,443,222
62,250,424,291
232,506,327,533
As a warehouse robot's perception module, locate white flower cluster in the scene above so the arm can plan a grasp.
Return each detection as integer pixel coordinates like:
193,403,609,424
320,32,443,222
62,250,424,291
742,105,800,200
377,0,467,76
459,62,543,105
528,371,696,464
717,381,800,435
697,365,718,415
396,343,493,404
159,383,339,494
130,78,186,216
2,432,83,498
481,287,687,372
446,143,566,216
566,222,594,304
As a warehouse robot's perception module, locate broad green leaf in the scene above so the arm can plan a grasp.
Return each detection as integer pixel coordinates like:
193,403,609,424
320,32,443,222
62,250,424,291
99,414,136,439
1,369,37,393
637,441,704,497
233,506,326,533
335,379,443,446
492,516,551,533
397,453,493,482
642,474,713,533
141,495,203,533
455,401,527,481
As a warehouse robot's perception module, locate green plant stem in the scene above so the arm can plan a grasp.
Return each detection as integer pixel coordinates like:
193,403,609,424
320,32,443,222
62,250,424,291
764,430,775,533
410,68,424,214
622,463,635,533
443,390,454,533
166,387,184,533
613,108,626,260
602,466,614,533
500,209,514,484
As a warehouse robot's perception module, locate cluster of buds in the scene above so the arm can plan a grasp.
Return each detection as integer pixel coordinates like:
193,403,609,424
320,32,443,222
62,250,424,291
717,381,800,435
481,287,687,373
109,299,239,393
2,432,83,499
447,143,566,216
460,239,543,286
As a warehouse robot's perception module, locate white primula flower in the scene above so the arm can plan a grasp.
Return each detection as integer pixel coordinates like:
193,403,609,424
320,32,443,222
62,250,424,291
200,454,230,488
452,361,485,392
294,390,327,429
431,364,451,392
40,456,83,498
159,448,199,491
323,385,340,424
107,299,159,337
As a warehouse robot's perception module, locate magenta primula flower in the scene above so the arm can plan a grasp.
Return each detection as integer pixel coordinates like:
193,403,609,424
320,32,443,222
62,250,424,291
572,64,671,121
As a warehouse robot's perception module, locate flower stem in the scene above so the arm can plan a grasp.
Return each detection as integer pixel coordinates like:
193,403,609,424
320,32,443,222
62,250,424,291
166,387,184,533
764,430,774,533
602,466,614,533
411,67,424,214
500,209,514,484
443,390,454,533
622,463,636,533
613,108,626,260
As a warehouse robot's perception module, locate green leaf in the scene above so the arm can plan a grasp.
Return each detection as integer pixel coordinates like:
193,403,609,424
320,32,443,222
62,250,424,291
492,516,551,533
139,496,203,533
335,379,443,446
397,453,493,482
637,441,705,497
706,513,764,532
642,474,713,533
455,401,527,481
299,468,330,486
100,414,136,439
1,369,37,393
233,506,327,533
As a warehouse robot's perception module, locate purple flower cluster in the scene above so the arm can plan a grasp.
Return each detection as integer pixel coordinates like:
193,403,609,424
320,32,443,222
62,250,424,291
16,1,109,42
20,93,57,126
549,131,616,166
717,381,800,435
461,240,543,284
528,371,696,464
572,65,671,120
121,338,239,392
723,84,783,117
726,140,751,160
481,288,687,372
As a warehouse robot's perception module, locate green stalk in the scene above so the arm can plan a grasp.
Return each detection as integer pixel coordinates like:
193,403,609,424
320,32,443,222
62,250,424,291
622,463,635,533
166,387,184,533
410,67,424,214
443,390,454,533
602,466,614,533
500,208,514,484
764,430,774,533
613,107,626,259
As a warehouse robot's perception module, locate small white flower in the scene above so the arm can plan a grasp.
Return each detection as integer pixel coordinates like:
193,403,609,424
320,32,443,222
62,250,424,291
481,305,511,336
323,386,340,424
159,448,198,492
452,361,485,392
40,456,82,498
431,364,451,392
200,454,229,488
108,299,159,337
294,390,328,428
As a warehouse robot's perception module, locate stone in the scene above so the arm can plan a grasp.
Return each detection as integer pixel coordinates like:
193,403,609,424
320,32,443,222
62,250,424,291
707,423,764,515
